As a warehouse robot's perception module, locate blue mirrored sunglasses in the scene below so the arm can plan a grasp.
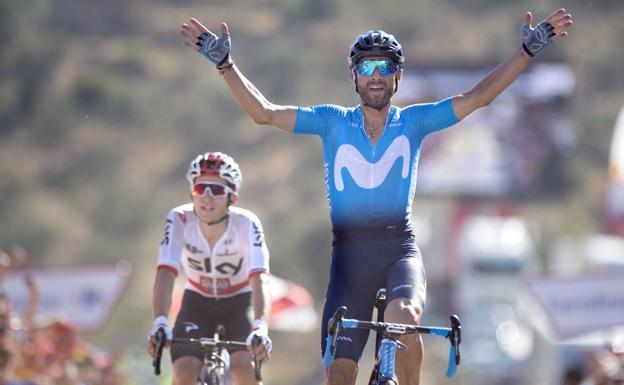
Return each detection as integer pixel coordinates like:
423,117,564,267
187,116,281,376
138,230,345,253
353,60,400,77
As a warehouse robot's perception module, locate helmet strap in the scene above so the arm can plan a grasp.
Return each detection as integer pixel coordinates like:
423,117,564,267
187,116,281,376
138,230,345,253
193,203,231,226
204,193,235,225
204,213,229,226
206,193,236,225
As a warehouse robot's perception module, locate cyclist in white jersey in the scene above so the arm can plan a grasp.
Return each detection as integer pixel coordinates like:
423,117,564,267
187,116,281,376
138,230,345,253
147,152,272,385
180,9,573,385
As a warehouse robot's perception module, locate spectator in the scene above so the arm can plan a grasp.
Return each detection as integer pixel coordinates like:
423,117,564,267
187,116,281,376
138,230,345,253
0,246,125,385
579,349,624,385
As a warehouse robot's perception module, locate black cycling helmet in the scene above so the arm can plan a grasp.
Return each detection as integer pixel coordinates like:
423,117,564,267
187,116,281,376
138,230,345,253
348,30,405,66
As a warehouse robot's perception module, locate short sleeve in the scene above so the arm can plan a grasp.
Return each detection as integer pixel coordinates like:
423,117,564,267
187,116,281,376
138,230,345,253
247,213,270,277
157,209,185,274
405,97,459,136
294,104,346,138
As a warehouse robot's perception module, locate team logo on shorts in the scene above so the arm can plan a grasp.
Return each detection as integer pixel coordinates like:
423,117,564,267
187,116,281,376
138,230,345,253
392,284,412,292
183,322,199,333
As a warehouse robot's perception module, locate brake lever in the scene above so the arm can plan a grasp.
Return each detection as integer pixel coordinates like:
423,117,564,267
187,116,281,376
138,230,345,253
252,335,263,382
153,328,166,376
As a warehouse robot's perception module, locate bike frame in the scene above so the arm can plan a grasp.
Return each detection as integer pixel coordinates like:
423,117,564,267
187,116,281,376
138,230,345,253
190,332,240,384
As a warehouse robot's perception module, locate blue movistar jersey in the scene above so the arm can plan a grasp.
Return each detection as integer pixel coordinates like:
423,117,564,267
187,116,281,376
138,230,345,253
294,98,458,230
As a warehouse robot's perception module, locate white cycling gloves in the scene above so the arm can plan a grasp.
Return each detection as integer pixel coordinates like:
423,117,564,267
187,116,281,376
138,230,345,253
149,315,172,343
246,319,272,353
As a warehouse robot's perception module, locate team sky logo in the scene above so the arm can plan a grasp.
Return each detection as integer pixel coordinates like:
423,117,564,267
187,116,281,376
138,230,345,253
252,222,265,247
334,135,410,191
160,219,172,246
187,256,243,275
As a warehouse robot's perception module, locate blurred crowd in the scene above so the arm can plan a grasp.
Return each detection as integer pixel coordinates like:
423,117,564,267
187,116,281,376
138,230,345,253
562,348,624,385
0,245,125,385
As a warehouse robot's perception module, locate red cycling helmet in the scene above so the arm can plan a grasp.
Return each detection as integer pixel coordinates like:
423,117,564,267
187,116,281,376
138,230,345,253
186,152,242,192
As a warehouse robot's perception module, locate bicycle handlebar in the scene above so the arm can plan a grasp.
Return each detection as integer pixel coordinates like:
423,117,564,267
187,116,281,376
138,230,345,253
171,336,263,380
171,337,248,350
322,307,462,378
153,328,167,376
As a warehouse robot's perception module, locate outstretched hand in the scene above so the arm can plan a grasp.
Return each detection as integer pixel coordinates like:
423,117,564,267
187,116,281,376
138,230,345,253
180,19,232,67
521,8,573,57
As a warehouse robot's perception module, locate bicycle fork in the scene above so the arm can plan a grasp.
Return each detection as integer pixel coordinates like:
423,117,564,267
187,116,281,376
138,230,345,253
371,289,399,385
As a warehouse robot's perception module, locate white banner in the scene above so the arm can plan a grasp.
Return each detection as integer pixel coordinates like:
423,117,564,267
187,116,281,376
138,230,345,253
527,274,624,339
2,262,131,332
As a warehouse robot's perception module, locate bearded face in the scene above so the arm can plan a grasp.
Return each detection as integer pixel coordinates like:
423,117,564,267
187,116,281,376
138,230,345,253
357,76,395,111
352,57,401,111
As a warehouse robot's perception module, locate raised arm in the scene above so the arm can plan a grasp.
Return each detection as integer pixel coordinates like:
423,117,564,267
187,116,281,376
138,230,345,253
181,20,297,132
451,9,573,120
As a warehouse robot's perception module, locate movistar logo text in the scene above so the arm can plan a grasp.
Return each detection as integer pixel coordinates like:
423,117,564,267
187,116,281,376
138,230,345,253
334,136,410,191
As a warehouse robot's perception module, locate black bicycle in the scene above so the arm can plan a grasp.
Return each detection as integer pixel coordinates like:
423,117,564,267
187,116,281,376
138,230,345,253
323,289,461,385
153,325,262,385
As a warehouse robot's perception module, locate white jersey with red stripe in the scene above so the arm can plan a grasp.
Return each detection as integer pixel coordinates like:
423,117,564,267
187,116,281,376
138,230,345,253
158,203,270,298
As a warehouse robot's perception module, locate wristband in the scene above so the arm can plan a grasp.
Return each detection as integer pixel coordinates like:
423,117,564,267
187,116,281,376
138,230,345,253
218,61,235,75
153,315,168,326
217,59,234,71
253,319,268,332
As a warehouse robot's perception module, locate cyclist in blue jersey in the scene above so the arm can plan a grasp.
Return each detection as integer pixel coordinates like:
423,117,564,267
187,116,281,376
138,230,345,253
180,9,573,385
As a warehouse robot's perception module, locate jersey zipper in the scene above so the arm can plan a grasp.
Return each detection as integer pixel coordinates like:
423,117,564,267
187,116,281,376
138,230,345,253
211,221,231,300
369,107,395,213
199,217,232,300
